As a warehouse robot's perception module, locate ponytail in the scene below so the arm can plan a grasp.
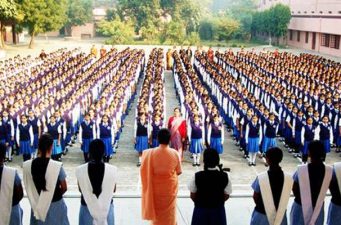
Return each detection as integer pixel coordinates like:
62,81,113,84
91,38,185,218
32,133,54,191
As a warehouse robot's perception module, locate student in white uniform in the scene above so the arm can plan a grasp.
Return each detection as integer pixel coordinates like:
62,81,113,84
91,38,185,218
290,140,332,225
0,143,23,225
250,147,293,225
23,133,69,225
77,139,117,225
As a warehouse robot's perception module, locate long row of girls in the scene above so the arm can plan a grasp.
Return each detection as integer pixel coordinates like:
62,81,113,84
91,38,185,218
0,47,145,164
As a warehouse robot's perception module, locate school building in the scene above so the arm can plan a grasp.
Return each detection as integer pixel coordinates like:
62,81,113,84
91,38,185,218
258,0,341,57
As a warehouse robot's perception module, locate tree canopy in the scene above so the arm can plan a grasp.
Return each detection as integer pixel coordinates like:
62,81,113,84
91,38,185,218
66,0,93,28
22,0,67,48
252,3,291,44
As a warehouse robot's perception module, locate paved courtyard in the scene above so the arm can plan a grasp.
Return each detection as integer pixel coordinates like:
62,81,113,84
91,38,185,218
2,39,341,224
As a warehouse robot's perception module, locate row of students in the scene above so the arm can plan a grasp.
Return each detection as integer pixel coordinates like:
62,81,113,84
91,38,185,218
134,49,165,166
194,51,278,165
173,50,225,166
81,49,145,163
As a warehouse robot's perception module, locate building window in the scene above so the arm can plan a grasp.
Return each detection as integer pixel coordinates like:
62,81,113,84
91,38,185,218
321,34,330,47
330,35,340,49
297,31,300,42
289,30,293,40
305,32,309,43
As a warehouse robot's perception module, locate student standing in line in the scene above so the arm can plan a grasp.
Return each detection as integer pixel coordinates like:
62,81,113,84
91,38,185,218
207,115,224,154
16,115,34,162
188,149,231,225
314,115,334,161
23,133,69,225
79,114,96,162
327,162,341,225
261,113,278,157
300,117,316,163
77,139,117,225
188,115,205,167
28,110,42,159
44,115,62,161
135,113,149,167
245,115,262,166
290,140,332,225
250,147,293,225
97,115,114,162
0,143,24,225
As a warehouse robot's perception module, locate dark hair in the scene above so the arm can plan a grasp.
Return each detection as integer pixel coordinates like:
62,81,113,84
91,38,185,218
203,148,223,171
33,133,54,191
308,140,325,161
0,143,6,161
38,133,54,158
157,128,171,145
266,147,283,166
89,139,105,163
174,107,180,112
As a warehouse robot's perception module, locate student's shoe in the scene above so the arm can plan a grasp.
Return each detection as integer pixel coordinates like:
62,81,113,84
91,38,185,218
137,162,141,167
239,148,243,151
196,163,201,167
244,154,248,159
252,163,256,166
264,163,268,167
192,163,196,167
248,162,252,166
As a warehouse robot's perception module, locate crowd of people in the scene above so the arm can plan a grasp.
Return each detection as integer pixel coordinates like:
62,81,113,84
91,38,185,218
0,45,341,225
192,48,340,166
0,47,144,164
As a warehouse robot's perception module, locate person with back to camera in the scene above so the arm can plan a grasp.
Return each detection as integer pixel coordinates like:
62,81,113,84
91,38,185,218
188,148,232,225
76,139,117,225
0,142,24,225
290,140,333,225
250,147,293,225
23,133,69,225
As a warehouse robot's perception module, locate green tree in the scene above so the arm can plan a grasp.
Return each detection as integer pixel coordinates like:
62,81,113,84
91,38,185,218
226,0,256,40
270,4,291,41
213,17,240,42
117,0,160,33
252,3,291,45
22,0,67,48
97,17,135,44
198,20,214,40
0,0,18,48
159,20,186,45
65,0,93,36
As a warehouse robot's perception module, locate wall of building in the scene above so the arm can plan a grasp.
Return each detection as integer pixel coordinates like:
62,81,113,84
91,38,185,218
71,23,95,38
257,0,341,57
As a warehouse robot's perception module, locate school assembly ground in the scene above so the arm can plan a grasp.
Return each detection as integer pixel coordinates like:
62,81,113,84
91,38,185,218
3,38,341,225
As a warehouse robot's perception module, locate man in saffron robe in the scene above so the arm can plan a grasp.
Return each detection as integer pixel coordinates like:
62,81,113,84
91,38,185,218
166,49,173,70
168,107,187,160
207,47,214,62
141,128,182,225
